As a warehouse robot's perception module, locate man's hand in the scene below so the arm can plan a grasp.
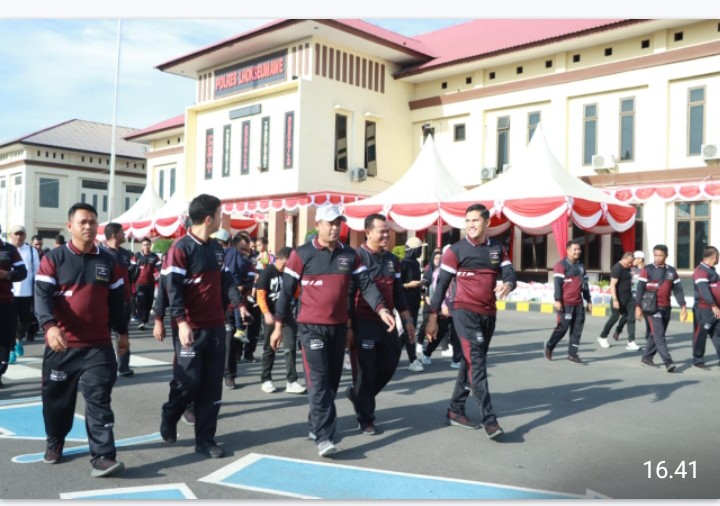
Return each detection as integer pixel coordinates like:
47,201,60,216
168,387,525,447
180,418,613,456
263,312,275,326
680,306,688,322
405,280,422,289
116,334,130,355
554,301,563,312
405,321,416,344
378,309,395,331
269,322,283,351
239,305,251,321
153,320,166,341
586,303,593,314
635,307,643,321
712,305,720,319
346,326,354,349
612,299,620,310
178,321,194,348
425,313,439,342
494,282,513,300
46,326,67,352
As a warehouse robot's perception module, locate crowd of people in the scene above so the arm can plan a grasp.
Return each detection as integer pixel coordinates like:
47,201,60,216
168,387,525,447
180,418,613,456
0,195,717,477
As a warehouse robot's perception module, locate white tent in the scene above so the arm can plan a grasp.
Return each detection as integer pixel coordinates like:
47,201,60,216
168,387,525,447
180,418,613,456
98,184,165,236
343,135,467,231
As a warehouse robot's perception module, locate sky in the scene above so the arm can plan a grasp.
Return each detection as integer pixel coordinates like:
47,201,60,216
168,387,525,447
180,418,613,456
0,18,471,144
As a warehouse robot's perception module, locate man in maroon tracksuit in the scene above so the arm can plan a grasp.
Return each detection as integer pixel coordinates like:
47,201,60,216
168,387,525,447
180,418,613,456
691,246,720,369
544,240,592,364
0,225,28,388
132,237,161,331
635,244,687,372
269,204,395,457
35,203,128,477
425,204,516,440
348,214,416,435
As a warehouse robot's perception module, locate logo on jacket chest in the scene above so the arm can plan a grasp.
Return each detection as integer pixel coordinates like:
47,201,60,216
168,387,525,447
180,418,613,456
489,250,500,265
385,260,395,274
215,251,225,267
337,255,352,272
96,263,109,282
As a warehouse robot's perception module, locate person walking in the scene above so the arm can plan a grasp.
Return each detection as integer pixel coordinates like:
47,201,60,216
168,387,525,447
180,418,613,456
634,244,687,372
132,237,161,331
34,203,127,476
425,203,516,440
400,236,425,372
159,194,244,459
544,240,592,364
612,251,648,348
690,246,720,369
258,247,306,394
269,204,394,457
9,225,40,361
0,224,27,388
100,223,135,377
597,252,636,350
347,214,415,435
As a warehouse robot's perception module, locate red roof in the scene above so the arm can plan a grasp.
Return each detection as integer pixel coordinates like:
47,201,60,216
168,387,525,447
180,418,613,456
124,114,185,140
400,19,644,76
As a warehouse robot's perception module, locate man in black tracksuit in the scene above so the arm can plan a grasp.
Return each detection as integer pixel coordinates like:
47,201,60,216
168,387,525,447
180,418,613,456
348,214,415,435
35,203,128,477
159,194,244,459
399,236,424,371
545,240,592,363
0,225,27,388
691,246,720,369
425,204,516,440
269,204,395,457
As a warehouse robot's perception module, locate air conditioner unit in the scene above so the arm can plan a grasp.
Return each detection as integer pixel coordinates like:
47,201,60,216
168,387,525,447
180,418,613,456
350,167,368,182
480,167,496,181
502,163,512,173
591,154,616,173
702,143,720,161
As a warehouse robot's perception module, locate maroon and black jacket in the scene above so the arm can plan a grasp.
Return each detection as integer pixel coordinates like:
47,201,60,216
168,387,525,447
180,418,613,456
350,244,408,322
34,241,128,348
275,238,387,325
693,262,720,310
553,257,591,306
100,244,134,302
431,236,516,317
636,263,686,309
0,238,27,303
133,251,161,285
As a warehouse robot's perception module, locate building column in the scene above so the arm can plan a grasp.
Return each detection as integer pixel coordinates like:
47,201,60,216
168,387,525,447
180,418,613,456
267,209,284,254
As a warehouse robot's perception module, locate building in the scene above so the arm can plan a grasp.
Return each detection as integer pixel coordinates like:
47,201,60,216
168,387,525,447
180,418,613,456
0,119,147,240
144,18,720,280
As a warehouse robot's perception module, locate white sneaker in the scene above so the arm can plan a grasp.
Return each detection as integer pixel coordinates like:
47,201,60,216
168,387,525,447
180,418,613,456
342,353,352,371
286,381,306,394
317,440,337,457
261,381,277,393
625,341,640,351
420,354,432,365
408,359,424,372
597,337,610,349
450,361,461,369
441,346,454,357
415,343,423,355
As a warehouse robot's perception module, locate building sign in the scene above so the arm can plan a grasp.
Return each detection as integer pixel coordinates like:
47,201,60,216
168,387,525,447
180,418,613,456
260,117,270,171
241,121,251,175
215,49,288,97
284,112,294,169
222,125,231,177
205,128,214,179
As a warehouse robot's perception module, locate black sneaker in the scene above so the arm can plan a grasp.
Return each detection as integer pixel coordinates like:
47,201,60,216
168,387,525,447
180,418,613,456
181,408,196,426
567,355,583,364
641,358,658,368
484,420,504,439
358,422,376,435
243,355,257,363
90,456,125,477
543,344,553,361
692,363,708,370
118,368,134,377
665,363,676,373
160,416,177,444
195,440,224,458
346,386,358,415
446,410,479,429
43,438,64,464
138,322,145,331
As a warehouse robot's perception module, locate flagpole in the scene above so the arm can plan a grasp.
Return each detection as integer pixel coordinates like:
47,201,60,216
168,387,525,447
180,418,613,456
107,18,122,222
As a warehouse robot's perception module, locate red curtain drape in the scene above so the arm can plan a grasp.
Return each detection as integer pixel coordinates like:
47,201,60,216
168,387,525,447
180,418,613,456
620,224,636,253
551,213,569,257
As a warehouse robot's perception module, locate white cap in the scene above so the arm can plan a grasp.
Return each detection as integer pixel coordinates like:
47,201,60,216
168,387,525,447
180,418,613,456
405,236,427,249
211,229,231,242
315,204,345,223
633,250,645,259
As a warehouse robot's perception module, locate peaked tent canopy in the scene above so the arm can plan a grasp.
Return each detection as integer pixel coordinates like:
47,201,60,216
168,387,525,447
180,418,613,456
439,123,636,255
342,135,467,232
97,184,166,237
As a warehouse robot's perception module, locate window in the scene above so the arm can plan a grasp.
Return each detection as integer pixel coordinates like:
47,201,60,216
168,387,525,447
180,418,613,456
260,117,270,171
169,168,176,197
454,124,466,142
39,177,60,208
81,180,107,214
676,202,709,269
158,169,165,199
528,112,541,143
688,87,705,156
521,232,547,270
496,116,510,172
641,39,650,49
334,114,348,172
545,60,553,68
205,128,214,179
573,54,581,63
465,77,472,84
441,82,447,89
674,31,684,42
489,71,495,80
583,104,598,165
125,184,143,211
572,225,601,270
12,175,23,208
222,124,231,177
516,66,523,75
102,195,108,213
619,98,635,161
604,48,613,56
240,121,250,175
365,121,377,176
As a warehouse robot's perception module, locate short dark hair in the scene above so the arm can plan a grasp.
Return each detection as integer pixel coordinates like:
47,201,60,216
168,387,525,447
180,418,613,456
566,239,581,249
68,202,97,220
256,237,268,246
55,234,66,245
277,246,293,260
653,244,669,255
188,194,221,225
104,222,123,239
364,213,387,230
465,204,490,220
141,237,151,244
703,246,719,259
621,251,634,260
31,235,43,243
232,234,251,248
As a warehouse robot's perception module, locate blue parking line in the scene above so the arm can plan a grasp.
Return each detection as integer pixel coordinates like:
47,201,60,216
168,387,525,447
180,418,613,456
13,433,162,463
0,402,86,441
0,396,41,406
60,483,196,500
200,453,583,500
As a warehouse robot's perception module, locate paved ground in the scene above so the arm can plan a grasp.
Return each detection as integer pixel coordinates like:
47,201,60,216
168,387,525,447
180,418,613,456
0,311,717,500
